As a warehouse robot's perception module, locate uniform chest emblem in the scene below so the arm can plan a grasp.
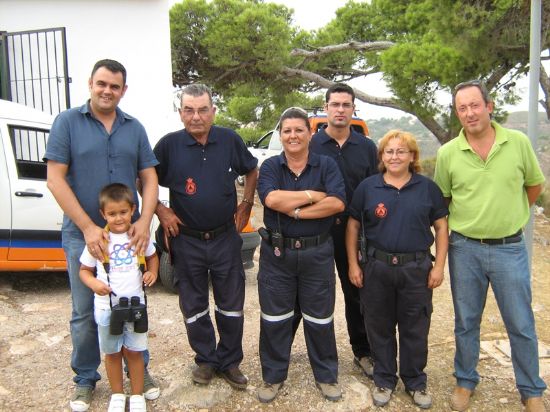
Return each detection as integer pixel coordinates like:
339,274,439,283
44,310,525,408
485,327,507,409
185,178,197,195
375,203,387,218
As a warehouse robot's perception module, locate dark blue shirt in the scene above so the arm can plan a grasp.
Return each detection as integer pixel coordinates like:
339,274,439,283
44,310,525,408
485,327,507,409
44,102,159,232
349,173,448,253
258,152,346,237
310,128,378,208
154,126,257,230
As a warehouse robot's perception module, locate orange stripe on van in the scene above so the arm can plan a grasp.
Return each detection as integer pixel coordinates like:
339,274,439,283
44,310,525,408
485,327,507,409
0,258,67,271
8,247,65,261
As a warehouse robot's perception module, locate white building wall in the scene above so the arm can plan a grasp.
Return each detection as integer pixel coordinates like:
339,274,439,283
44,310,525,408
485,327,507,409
0,0,181,143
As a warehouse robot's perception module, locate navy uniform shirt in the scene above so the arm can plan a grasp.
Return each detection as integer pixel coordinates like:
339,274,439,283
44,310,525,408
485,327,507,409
310,128,378,208
154,126,258,230
258,152,346,238
349,173,448,253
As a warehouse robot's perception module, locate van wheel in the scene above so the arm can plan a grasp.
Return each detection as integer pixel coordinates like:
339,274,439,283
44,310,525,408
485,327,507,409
159,252,177,294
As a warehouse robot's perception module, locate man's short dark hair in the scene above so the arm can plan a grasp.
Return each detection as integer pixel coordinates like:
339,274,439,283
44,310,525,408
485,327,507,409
325,83,355,103
91,59,127,85
181,84,213,106
99,183,134,210
453,80,492,105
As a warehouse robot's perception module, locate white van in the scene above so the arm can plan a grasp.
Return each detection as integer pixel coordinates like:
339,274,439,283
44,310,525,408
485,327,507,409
0,99,259,280
0,99,65,271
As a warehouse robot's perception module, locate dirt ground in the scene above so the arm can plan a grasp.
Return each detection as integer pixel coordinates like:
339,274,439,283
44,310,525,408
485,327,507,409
0,213,549,412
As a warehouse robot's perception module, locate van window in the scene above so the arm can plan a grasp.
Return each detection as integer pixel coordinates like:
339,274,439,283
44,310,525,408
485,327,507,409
9,126,49,180
351,124,365,135
313,122,327,132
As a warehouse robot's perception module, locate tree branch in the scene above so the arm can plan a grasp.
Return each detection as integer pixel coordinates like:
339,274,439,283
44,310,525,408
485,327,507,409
215,61,252,83
291,40,394,58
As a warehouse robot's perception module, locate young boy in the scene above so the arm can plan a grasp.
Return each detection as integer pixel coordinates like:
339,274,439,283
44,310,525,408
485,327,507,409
79,183,159,412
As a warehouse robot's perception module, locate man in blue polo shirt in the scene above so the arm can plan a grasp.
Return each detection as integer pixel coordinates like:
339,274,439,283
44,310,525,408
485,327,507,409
45,59,159,412
434,80,546,412
154,84,257,390
309,83,378,377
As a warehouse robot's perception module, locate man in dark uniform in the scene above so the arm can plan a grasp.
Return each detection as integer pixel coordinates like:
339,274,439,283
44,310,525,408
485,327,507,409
153,84,258,389
309,83,378,376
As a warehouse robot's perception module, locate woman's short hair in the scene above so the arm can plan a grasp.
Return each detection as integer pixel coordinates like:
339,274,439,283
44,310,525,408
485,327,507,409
277,107,310,131
377,129,421,173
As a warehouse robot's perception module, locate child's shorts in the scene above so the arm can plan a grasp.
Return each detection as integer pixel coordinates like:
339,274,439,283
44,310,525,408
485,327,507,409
94,307,148,354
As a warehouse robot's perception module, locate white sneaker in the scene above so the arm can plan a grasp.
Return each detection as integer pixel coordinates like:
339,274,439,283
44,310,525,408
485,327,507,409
143,370,160,400
107,393,126,412
129,394,147,412
70,386,93,412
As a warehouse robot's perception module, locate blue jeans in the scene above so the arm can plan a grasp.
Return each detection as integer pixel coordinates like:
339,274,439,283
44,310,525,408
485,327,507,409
448,231,546,399
63,231,150,388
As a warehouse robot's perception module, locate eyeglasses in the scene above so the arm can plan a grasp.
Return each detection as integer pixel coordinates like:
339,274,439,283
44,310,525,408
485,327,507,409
383,149,411,157
327,102,354,110
181,107,211,116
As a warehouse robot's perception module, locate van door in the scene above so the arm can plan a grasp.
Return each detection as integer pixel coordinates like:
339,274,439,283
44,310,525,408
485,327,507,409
0,123,11,263
1,121,64,262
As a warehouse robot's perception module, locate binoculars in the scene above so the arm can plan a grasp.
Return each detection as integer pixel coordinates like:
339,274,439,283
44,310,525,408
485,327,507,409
110,296,148,335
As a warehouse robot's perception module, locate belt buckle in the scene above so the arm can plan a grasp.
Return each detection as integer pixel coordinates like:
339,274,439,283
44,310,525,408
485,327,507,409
388,254,401,265
203,232,211,240
294,239,302,249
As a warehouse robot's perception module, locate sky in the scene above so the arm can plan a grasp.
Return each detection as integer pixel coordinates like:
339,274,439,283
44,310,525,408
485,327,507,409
169,0,545,120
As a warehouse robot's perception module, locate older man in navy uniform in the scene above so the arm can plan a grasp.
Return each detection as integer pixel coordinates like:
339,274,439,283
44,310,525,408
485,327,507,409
154,84,257,389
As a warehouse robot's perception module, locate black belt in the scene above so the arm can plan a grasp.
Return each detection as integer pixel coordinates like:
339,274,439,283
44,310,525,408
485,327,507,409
283,233,330,250
456,230,522,245
179,222,233,241
370,248,428,266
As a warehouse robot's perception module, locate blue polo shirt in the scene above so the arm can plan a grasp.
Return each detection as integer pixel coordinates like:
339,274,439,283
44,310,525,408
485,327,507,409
44,101,159,232
258,152,346,237
349,173,448,253
154,126,257,230
310,128,378,208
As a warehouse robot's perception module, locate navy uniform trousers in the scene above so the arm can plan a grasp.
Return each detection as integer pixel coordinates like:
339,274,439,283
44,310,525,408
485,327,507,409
171,227,245,371
360,254,433,391
332,216,371,359
258,238,338,384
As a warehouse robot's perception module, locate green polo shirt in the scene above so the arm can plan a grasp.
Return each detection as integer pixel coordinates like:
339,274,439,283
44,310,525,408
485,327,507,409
434,121,545,238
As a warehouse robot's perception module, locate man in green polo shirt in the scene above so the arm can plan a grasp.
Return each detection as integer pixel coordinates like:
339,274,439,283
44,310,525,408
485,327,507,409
434,80,546,412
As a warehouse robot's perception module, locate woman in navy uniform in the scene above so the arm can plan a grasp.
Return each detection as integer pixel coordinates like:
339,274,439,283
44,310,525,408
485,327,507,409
346,130,448,409
256,108,346,403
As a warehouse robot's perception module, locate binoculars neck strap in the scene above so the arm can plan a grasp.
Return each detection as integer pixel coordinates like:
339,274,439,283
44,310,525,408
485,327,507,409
102,225,148,309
